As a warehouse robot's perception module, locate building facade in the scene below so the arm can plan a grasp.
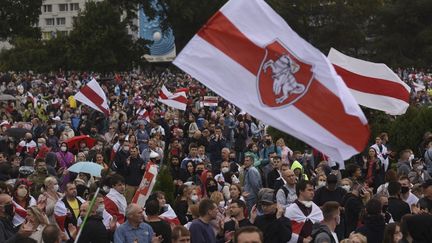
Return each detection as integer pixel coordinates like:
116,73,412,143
38,0,92,40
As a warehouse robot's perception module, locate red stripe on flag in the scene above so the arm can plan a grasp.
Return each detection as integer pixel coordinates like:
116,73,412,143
198,11,369,152
198,11,265,75
80,85,109,116
159,91,188,104
333,64,410,102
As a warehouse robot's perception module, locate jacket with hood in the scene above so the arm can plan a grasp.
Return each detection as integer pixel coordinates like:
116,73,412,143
291,161,309,181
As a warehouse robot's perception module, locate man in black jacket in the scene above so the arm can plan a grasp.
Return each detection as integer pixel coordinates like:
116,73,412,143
387,181,411,222
355,199,386,243
77,201,111,243
251,188,292,243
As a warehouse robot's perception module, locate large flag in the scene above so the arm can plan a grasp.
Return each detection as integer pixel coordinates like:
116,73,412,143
173,0,369,161
74,78,110,116
158,85,188,110
132,162,158,207
328,48,411,115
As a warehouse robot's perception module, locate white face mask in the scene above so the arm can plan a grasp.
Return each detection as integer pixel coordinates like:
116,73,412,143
17,188,27,197
409,154,415,161
221,167,230,173
103,186,110,193
341,185,351,192
53,184,59,192
300,200,313,208
123,146,129,151
96,204,105,215
219,201,225,208
60,146,67,152
417,165,424,170
317,181,326,188
191,195,199,203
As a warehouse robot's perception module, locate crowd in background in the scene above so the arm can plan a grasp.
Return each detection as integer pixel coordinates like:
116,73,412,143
0,68,431,243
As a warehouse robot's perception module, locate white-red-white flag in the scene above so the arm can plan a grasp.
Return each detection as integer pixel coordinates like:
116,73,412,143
132,162,158,207
74,78,110,116
158,85,188,111
173,0,369,161
328,48,411,115
203,96,219,107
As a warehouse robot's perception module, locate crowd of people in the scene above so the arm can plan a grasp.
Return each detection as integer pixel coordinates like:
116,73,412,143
0,68,431,243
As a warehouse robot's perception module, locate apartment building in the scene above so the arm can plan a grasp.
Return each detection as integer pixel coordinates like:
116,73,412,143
38,0,93,40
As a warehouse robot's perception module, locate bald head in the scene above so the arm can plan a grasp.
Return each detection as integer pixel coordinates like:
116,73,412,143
79,201,96,217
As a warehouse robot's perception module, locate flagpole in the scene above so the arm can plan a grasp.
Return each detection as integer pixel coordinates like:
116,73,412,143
73,187,100,243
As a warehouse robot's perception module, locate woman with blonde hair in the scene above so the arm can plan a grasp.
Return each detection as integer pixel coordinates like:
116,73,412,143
27,206,49,243
276,138,293,164
38,176,62,224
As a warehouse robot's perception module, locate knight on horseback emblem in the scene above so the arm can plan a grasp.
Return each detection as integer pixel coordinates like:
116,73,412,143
257,40,313,107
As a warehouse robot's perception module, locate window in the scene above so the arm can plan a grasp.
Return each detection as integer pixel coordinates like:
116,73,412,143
43,5,52,12
45,18,54,26
59,4,68,11
70,3,79,11
56,18,66,25
42,32,52,40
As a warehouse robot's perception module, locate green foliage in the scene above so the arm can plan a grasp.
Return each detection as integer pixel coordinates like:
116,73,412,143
268,106,432,159
0,0,42,40
372,0,432,66
67,1,142,72
153,165,175,204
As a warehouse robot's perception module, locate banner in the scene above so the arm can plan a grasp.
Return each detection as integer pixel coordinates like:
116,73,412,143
132,163,158,207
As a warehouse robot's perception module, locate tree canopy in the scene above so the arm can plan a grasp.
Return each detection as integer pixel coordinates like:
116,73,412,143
0,0,42,40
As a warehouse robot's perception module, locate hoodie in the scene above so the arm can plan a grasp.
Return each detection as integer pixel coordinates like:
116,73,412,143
291,161,309,181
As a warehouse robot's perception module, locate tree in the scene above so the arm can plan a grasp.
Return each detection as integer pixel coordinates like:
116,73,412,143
68,1,144,72
0,0,42,40
373,0,432,66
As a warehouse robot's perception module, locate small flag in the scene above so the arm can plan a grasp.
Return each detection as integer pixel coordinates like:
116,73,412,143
158,85,188,110
74,78,110,116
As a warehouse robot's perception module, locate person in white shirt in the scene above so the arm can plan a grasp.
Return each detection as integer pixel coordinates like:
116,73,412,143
399,176,418,210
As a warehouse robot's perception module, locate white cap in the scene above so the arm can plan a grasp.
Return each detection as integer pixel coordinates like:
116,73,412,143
149,151,159,159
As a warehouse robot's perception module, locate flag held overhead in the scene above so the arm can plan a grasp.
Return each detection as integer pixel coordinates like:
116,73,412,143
74,78,110,116
174,0,369,161
328,48,411,115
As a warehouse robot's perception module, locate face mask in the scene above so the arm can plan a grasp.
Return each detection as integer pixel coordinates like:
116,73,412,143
3,204,14,218
191,195,199,203
37,143,43,147
341,185,351,192
317,181,326,188
60,146,67,152
336,215,341,225
196,170,203,176
123,146,129,151
17,188,27,197
221,167,230,173
26,138,32,143
96,204,105,215
103,186,110,193
265,140,272,146
401,186,410,194
417,165,424,170
219,201,225,208
53,184,59,192
208,186,218,193
300,200,312,208
409,154,415,161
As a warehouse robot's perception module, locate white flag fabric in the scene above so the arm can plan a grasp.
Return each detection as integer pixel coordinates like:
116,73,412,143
174,0,369,161
158,85,188,111
74,78,110,116
328,48,411,115
132,163,158,208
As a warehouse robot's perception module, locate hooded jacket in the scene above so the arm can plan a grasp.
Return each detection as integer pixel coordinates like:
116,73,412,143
291,161,309,181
